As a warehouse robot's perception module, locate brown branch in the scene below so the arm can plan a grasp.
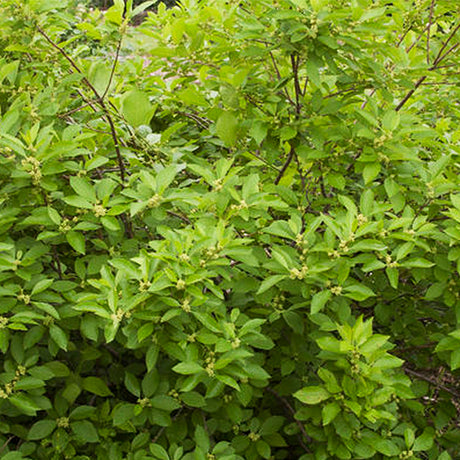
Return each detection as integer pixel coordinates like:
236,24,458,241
167,210,191,225
0,436,15,454
360,88,376,110
291,54,302,114
404,367,460,399
426,0,436,64
324,85,359,99
37,26,98,96
101,35,123,100
432,22,460,66
432,43,460,68
246,149,280,171
152,407,184,443
52,245,63,280
302,75,309,96
420,81,459,86
406,22,431,53
57,101,98,118
274,145,295,185
177,111,211,129
36,26,127,183
267,387,311,452
395,75,427,111
294,151,306,192
396,26,413,48
268,48,295,106
396,22,460,112
395,342,435,354
37,26,135,238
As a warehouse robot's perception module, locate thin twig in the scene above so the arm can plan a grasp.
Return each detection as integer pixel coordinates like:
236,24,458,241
406,22,431,53
426,0,436,64
152,407,184,443
432,22,460,66
396,26,460,112
291,54,302,114
101,35,123,100
432,43,460,68
404,367,460,399
0,436,14,454
274,145,295,185
57,101,97,118
360,88,376,109
396,26,412,48
37,26,127,183
268,48,295,106
302,75,309,96
167,210,191,225
267,387,311,452
395,76,427,111
245,150,280,171
52,245,63,280
420,81,459,86
294,151,306,192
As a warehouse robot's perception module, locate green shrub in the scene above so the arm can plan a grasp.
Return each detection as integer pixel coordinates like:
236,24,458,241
0,0,460,458
83,0,177,12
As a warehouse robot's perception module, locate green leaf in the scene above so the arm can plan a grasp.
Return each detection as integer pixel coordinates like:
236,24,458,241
181,391,206,408
294,386,331,405
31,278,53,296
260,416,285,436
9,394,40,416
150,444,170,460
362,162,381,184
1,453,26,460
70,176,96,202
63,195,93,209
101,216,121,232
82,376,113,397
374,438,400,456
49,324,68,351
121,90,155,127
113,403,135,426
216,111,238,146
360,335,390,355
311,290,332,314
344,284,375,301
249,120,268,144
151,395,181,411
322,402,341,425
28,420,57,440
131,1,155,18
256,439,271,459
66,231,86,254
47,207,61,225
71,420,99,443
15,377,45,390
404,428,415,449
257,275,287,294
386,267,399,289
451,349,460,370
124,372,141,397
88,62,112,95
216,374,240,390
382,110,400,131
172,362,204,375
146,345,159,372
402,258,434,268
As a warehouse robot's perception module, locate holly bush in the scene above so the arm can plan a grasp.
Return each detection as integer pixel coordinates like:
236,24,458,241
1,0,460,458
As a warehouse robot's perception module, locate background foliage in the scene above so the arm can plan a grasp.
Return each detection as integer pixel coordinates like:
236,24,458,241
1,0,460,459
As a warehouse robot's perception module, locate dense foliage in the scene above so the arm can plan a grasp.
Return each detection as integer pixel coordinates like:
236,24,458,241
1,0,460,458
